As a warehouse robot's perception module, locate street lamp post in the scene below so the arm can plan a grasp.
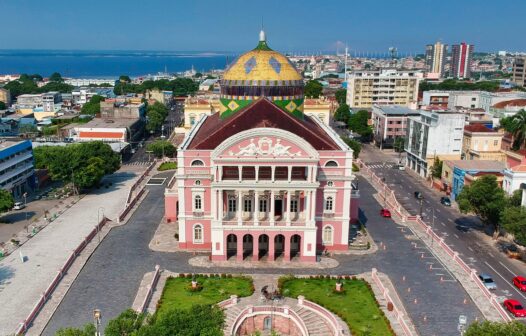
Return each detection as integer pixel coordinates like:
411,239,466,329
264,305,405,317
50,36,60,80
97,207,105,244
93,309,102,336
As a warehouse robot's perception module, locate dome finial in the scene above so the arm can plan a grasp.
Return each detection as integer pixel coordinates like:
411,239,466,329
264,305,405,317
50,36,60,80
259,29,266,42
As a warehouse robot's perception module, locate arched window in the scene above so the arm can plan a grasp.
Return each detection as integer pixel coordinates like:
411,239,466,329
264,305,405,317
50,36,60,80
194,195,202,210
191,159,204,166
325,160,338,167
195,180,201,186
325,196,333,211
327,181,334,187
193,224,203,243
323,226,333,244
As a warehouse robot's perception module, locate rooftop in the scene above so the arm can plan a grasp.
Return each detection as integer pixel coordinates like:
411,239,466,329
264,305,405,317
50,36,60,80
78,117,139,129
373,105,421,116
464,124,496,133
445,160,505,171
493,99,526,109
0,140,29,151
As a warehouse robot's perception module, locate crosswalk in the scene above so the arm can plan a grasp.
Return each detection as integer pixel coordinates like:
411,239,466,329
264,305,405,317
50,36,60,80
124,161,152,166
366,162,396,169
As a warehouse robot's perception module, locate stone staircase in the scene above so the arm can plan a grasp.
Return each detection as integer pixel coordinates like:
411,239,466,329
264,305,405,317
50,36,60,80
294,305,333,336
224,304,243,334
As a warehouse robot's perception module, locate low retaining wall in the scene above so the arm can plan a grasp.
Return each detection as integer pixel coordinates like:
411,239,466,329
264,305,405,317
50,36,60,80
15,218,108,335
356,158,511,322
137,265,161,314
297,296,347,336
230,305,309,336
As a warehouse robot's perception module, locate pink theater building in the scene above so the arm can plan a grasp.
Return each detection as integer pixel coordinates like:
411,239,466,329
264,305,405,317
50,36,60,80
164,32,359,262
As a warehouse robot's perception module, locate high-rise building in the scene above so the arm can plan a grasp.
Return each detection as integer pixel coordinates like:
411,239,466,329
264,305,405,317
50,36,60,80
425,42,448,77
512,57,526,88
450,43,474,79
346,69,423,109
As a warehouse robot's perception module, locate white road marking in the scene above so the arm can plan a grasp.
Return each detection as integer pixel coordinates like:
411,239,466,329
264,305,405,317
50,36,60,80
448,218,453,222
498,261,518,277
488,252,495,258
454,234,460,239
468,247,474,252
484,261,526,300
441,222,446,227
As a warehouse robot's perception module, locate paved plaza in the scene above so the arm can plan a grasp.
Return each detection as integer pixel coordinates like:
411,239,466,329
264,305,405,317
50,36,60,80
0,171,137,335
40,170,483,336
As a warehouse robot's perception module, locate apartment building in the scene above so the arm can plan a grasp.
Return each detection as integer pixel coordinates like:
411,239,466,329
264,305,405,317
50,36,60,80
0,140,36,198
405,111,465,177
425,41,448,78
450,43,474,79
346,69,423,109
0,88,11,107
461,124,504,161
371,105,421,148
512,57,526,88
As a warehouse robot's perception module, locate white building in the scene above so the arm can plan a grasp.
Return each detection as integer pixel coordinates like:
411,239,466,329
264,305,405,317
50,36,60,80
405,111,465,177
72,88,97,106
65,78,115,87
503,165,526,196
0,140,36,198
446,90,526,112
346,69,423,109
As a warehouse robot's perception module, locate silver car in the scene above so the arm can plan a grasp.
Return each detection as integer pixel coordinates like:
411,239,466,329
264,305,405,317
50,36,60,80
478,274,497,290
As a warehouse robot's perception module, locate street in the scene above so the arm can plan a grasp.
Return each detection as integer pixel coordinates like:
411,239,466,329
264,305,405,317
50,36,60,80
360,143,526,321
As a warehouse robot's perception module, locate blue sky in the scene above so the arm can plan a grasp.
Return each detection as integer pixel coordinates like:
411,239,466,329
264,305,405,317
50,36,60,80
0,0,524,52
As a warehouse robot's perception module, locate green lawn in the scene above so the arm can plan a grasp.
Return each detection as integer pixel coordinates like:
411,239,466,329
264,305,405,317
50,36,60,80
280,277,394,336
156,275,254,316
158,162,177,171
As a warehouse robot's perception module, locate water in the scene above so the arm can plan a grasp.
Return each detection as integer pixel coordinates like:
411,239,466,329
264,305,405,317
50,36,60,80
0,50,238,78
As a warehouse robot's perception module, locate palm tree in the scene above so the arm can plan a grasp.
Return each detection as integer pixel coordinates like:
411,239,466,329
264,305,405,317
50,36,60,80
501,109,526,150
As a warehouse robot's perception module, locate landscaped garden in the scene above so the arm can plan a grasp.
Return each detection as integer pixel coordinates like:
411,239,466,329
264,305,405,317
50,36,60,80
158,161,177,171
156,274,254,316
279,275,394,336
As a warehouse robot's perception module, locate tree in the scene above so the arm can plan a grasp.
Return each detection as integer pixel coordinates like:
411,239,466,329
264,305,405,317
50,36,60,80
146,140,176,158
0,101,6,110
105,309,146,336
0,190,14,213
430,157,443,179
500,109,526,150
465,320,526,336
304,80,323,98
393,137,405,153
74,157,106,190
507,189,523,207
119,75,131,83
335,89,346,105
146,102,169,132
341,136,361,158
457,175,507,236
347,110,372,139
49,72,64,82
18,123,38,134
334,103,351,123
81,95,105,115
55,323,96,336
501,206,526,245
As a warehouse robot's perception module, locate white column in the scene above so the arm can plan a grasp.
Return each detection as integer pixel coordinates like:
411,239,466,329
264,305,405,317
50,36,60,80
237,190,242,225
270,190,275,226
255,166,259,182
288,166,292,182
238,166,243,182
212,188,217,221
310,189,317,226
218,166,223,182
254,190,259,226
286,190,291,225
304,190,310,221
271,166,276,182
218,189,223,221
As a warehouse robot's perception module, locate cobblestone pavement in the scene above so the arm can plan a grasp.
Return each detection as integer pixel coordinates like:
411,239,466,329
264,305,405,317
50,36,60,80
42,172,482,336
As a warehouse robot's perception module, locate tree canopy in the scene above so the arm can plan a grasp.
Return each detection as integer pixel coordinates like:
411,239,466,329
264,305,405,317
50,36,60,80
465,320,526,336
146,140,176,158
146,102,169,132
0,190,15,213
341,136,361,158
0,101,6,110
34,142,120,191
304,80,323,98
430,157,443,179
49,72,64,82
80,95,105,115
419,79,500,93
347,110,372,139
500,109,526,150
335,88,346,105
4,73,73,98
55,323,96,336
114,78,198,97
334,103,351,123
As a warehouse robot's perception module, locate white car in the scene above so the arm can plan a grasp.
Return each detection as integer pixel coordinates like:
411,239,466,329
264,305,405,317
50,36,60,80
13,202,25,210
397,164,405,171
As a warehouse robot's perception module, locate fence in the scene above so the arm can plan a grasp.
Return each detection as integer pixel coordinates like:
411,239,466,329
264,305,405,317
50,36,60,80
371,268,415,336
137,265,161,314
298,297,347,336
126,161,156,204
15,217,108,335
356,159,512,322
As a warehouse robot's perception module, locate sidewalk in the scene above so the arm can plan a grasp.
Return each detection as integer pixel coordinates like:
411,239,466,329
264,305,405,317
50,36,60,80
0,171,137,335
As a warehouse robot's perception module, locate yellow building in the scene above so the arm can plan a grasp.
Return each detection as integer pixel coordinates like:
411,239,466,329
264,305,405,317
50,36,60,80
462,124,505,161
303,97,334,125
0,88,11,107
178,97,220,132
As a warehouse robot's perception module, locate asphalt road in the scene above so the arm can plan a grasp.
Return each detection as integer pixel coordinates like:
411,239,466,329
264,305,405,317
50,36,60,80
360,143,526,321
41,168,482,336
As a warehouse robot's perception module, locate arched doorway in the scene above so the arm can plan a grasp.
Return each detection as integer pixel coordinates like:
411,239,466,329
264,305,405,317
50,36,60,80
242,234,253,259
290,234,301,259
274,234,285,259
226,234,237,260
258,234,269,259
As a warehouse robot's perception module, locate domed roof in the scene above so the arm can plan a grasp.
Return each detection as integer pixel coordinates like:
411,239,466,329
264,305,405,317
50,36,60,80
223,30,302,83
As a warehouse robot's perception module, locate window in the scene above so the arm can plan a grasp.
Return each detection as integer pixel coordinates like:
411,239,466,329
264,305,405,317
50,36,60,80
193,225,203,243
325,197,334,211
323,226,333,244
190,116,196,125
259,199,267,212
327,181,334,187
228,199,237,212
243,199,252,212
195,180,201,186
494,140,498,146
290,199,298,213
325,160,338,167
191,160,204,166
194,195,202,210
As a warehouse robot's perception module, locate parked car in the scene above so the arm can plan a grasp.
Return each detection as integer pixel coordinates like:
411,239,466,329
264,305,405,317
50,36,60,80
513,276,526,291
503,244,522,259
440,197,451,206
380,208,391,218
414,191,423,199
13,202,25,210
504,299,526,317
478,274,497,290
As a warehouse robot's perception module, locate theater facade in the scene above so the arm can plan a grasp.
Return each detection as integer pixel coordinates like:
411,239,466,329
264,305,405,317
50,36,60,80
164,31,359,262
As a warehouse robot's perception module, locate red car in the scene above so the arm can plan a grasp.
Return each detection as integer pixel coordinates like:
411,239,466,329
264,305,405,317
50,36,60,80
504,299,526,317
513,276,526,291
380,208,391,218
